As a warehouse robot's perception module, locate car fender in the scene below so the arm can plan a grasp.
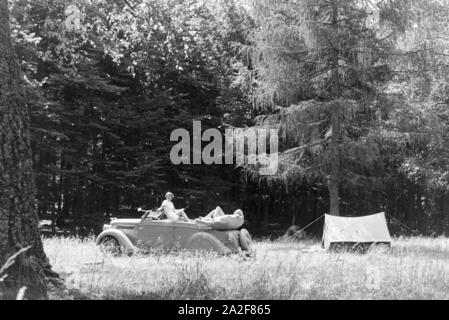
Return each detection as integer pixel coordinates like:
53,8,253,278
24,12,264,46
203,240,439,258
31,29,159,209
186,232,232,254
96,229,136,255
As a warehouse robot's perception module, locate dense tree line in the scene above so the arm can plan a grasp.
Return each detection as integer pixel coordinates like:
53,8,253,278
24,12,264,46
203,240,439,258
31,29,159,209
5,0,449,237
3,0,449,299
10,0,253,235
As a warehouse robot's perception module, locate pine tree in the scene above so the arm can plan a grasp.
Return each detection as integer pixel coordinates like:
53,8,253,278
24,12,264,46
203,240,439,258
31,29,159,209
242,0,396,216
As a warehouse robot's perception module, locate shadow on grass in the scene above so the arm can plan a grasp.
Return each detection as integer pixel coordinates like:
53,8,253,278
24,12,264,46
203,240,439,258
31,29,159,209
390,245,449,260
97,273,220,300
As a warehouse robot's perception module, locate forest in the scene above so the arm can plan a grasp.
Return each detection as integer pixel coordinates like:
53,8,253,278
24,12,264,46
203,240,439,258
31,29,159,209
12,0,449,236
2,0,449,300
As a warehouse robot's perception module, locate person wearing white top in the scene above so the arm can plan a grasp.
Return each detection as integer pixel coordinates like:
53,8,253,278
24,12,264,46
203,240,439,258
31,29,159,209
157,192,191,222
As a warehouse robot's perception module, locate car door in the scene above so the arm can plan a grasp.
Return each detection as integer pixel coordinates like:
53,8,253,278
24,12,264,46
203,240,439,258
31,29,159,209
173,223,194,249
136,220,175,250
173,222,211,250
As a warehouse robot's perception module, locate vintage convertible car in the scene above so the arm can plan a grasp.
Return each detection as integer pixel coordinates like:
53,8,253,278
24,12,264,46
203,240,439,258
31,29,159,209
96,211,253,255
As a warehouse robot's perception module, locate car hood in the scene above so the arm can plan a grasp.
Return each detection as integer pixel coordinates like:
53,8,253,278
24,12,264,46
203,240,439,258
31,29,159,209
110,219,141,226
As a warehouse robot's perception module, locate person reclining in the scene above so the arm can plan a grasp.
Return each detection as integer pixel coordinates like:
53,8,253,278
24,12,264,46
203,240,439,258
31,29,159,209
157,192,191,222
195,206,244,230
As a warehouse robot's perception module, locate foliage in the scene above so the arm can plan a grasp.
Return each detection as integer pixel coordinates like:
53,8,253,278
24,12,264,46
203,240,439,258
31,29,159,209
8,0,449,234
10,0,251,231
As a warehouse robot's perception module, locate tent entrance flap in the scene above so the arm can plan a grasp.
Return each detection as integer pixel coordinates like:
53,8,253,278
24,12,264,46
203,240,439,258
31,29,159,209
322,212,392,250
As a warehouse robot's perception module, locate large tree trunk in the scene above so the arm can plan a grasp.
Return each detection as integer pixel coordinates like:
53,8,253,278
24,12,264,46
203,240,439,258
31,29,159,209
0,0,56,299
328,1,341,216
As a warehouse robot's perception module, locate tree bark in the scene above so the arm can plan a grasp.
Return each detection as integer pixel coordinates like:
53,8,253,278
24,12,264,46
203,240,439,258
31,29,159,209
329,1,341,216
0,0,56,299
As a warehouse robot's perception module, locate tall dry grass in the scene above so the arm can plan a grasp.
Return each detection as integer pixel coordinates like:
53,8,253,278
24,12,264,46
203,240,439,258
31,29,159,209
0,246,30,300
44,236,449,300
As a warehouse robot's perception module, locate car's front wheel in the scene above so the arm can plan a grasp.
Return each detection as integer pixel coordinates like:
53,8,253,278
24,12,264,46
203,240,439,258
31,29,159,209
99,236,122,256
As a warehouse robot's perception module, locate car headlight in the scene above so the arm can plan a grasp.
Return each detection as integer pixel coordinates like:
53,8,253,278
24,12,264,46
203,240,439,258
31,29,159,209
103,224,111,231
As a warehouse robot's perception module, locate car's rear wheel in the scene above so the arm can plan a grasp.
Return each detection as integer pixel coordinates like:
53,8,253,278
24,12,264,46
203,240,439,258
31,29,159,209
186,232,231,254
239,228,253,252
100,236,122,256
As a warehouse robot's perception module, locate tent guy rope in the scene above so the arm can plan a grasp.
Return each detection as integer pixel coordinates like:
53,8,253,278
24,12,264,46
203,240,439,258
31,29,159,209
296,214,325,234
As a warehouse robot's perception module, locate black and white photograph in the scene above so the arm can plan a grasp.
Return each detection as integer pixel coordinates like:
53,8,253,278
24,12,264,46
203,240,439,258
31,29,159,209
1,0,449,305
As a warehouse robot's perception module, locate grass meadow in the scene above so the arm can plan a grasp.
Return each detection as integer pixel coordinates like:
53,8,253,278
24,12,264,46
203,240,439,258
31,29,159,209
44,237,449,300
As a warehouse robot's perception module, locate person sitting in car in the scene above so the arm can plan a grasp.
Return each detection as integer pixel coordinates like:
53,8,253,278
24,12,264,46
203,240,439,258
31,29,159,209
195,206,244,230
157,192,191,222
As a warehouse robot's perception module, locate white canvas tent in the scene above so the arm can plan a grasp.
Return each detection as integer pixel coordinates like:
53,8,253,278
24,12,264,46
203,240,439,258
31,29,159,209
322,212,392,250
